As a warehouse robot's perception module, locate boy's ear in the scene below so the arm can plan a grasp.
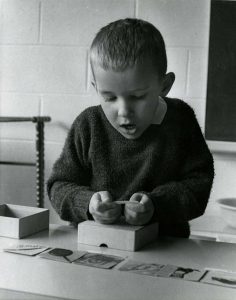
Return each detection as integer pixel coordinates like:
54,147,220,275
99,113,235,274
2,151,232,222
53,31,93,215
91,81,98,92
160,72,175,97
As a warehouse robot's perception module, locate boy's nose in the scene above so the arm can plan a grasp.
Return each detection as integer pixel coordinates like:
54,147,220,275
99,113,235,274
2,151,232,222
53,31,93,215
117,99,133,118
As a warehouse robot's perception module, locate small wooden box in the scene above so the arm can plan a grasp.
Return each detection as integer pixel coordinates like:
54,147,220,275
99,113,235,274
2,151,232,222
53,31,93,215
78,219,159,251
0,204,49,239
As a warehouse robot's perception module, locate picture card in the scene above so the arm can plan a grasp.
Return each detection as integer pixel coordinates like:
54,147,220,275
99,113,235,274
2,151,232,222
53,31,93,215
118,261,206,282
201,270,236,288
169,266,207,282
118,260,167,277
38,248,87,263
3,244,49,256
73,252,124,269
156,264,179,278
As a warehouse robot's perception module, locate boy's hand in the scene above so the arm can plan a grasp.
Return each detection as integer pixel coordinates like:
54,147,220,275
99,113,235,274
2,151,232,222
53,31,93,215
124,193,154,226
89,191,121,224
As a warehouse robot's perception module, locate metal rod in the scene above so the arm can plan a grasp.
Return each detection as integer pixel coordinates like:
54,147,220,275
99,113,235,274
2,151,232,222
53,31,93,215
0,161,35,166
0,116,51,123
0,116,51,208
35,121,45,208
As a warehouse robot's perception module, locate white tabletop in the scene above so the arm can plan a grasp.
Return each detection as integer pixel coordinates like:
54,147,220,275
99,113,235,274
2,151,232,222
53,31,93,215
1,224,236,300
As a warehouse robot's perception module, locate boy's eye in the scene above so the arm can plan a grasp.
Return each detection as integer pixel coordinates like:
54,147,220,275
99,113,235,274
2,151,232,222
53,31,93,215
103,96,117,102
101,93,147,102
129,94,147,100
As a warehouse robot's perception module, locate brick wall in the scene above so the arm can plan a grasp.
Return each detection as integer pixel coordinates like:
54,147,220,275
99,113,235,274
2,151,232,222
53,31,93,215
1,0,236,223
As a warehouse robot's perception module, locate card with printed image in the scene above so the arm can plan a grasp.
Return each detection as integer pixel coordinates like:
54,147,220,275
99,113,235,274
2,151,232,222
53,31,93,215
201,270,236,288
73,252,125,269
38,248,87,263
155,264,179,278
118,260,166,277
118,260,206,282
168,266,207,282
3,244,49,256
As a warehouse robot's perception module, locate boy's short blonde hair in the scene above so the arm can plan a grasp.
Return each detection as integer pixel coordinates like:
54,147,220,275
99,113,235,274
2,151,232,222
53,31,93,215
90,18,167,78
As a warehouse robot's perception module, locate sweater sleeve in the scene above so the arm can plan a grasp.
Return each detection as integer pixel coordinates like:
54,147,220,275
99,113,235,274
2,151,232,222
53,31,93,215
148,104,214,224
47,117,94,223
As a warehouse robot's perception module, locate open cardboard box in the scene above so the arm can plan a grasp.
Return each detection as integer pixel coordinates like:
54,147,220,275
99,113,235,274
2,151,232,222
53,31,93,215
0,204,49,238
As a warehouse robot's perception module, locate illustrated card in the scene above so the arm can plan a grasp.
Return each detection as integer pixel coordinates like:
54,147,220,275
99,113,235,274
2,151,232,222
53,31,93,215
168,266,207,282
3,244,49,256
155,264,179,278
201,270,236,288
73,252,124,269
38,248,87,263
118,260,166,277
119,261,206,282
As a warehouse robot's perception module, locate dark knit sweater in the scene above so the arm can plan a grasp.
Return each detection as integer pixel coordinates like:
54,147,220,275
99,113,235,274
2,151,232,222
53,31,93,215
47,97,214,238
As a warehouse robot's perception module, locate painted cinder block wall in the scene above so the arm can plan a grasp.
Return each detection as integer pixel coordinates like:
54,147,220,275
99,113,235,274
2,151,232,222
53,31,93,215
0,0,236,224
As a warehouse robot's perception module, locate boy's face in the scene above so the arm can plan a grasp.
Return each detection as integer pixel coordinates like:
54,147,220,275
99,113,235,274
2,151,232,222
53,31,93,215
93,61,165,140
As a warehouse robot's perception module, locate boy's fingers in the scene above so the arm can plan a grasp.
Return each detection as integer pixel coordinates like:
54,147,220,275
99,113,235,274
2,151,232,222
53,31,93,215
140,195,153,209
100,191,113,203
125,207,154,226
125,208,136,219
125,203,153,215
126,202,145,213
126,194,146,212
102,198,112,203
94,216,116,224
97,202,117,212
139,194,149,204
125,210,146,226
91,192,102,202
129,193,143,203
90,191,114,212
93,206,121,223
128,193,153,211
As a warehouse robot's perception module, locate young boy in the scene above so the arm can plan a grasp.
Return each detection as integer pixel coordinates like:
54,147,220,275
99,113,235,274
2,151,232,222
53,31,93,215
47,18,214,238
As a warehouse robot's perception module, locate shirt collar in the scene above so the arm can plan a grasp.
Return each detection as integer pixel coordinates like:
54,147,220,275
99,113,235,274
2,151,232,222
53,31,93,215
152,96,167,125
